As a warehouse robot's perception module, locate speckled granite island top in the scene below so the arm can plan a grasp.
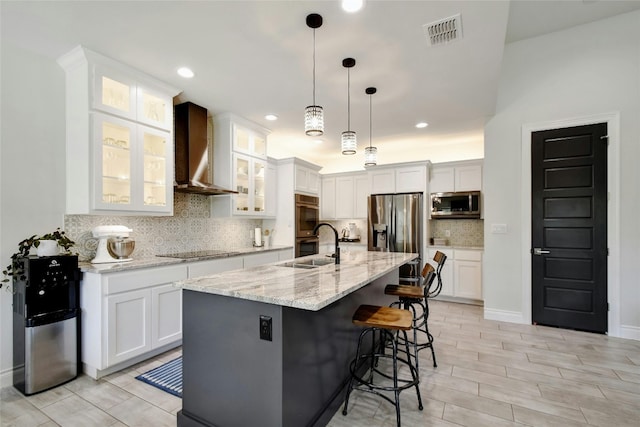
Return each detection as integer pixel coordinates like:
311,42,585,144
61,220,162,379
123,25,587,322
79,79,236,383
177,250,418,311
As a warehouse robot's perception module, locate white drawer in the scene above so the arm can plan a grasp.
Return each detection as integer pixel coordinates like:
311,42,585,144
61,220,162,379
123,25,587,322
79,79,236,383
454,249,482,262
104,265,188,295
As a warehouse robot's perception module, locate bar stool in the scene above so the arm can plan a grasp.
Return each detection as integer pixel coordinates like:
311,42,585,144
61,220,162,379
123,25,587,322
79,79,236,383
342,305,423,427
384,262,439,369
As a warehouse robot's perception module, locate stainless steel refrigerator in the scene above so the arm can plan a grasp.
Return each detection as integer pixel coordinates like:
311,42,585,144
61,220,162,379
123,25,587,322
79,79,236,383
368,193,423,284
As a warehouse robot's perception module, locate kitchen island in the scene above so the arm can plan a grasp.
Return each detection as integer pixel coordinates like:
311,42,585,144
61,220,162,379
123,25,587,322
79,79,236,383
176,250,418,427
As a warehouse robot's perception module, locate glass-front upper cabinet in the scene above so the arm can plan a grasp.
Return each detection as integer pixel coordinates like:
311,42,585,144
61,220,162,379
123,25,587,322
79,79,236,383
58,46,180,216
233,154,266,215
233,124,267,159
92,114,172,213
93,65,173,132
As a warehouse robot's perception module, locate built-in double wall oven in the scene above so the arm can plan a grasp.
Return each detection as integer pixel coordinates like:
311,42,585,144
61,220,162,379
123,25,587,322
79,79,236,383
295,194,319,257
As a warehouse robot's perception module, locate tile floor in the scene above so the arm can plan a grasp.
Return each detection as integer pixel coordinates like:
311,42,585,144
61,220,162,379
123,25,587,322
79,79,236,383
2,300,639,426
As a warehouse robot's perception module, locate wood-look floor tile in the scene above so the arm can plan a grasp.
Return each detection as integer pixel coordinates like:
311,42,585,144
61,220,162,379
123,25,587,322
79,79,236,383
511,405,589,427
478,328,525,342
580,358,640,375
600,386,640,406
580,405,640,427
424,383,513,420
479,384,587,422
442,403,518,427
538,383,640,418
559,367,640,394
420,369,479,395
506,367,604,398
478,352,562,377
456,336,504,353
453,366,541,396
615,370,640,384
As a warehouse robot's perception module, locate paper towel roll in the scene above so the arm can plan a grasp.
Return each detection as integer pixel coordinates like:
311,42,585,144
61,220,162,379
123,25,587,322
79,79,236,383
254,227,262,246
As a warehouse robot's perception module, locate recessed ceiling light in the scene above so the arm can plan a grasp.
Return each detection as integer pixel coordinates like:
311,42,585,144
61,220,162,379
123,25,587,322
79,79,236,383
264,114,278,121
415,122,429,129
342,0,364,13
177,67,194,78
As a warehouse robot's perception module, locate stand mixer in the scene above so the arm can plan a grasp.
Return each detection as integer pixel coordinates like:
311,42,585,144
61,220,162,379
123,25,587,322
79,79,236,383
92,225,134,263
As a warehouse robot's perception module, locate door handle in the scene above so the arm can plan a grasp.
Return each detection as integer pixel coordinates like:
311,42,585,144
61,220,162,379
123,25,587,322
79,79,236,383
532,248,550,255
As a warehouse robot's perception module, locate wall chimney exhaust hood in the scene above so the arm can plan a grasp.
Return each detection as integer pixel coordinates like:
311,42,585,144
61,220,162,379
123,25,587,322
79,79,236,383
174,102,237,195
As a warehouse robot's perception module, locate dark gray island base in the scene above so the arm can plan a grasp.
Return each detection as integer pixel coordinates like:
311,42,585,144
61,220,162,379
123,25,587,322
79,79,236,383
176,251,415,427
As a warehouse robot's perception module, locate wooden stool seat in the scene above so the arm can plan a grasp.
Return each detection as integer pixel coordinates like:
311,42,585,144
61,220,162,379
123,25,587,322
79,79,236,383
384,284,424,300
352,305,413,331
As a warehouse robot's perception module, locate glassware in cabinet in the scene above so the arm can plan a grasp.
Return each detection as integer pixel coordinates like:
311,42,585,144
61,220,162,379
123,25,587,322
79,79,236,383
138,86,173,131
96,116,133,208
253,160,265,213
142,128,169,208
93,67,136,121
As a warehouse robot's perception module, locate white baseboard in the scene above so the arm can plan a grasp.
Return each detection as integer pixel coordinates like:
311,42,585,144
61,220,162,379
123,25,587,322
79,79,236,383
619,325,640,341
484,307,526,324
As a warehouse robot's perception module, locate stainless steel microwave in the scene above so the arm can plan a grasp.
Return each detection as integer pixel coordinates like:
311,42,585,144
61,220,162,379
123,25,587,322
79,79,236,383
430,191,481,219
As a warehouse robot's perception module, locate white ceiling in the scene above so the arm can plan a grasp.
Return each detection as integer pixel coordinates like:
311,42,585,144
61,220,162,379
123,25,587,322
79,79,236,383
3,1,639,173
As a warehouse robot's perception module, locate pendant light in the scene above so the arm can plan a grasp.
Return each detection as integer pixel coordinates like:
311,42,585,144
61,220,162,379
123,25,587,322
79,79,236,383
305,14,324,136
364,87,377,166
341,57,357,155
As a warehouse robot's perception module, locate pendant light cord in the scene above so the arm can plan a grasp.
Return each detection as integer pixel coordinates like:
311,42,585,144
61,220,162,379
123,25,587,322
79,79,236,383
312,29,316,106
347,67,351,131
369,93,372,148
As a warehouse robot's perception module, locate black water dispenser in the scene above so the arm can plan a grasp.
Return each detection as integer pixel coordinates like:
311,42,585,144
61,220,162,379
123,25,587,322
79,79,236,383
12,255,81,395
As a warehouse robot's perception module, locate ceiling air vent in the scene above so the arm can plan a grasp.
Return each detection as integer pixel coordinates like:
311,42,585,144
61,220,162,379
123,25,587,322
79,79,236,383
423,13,463,47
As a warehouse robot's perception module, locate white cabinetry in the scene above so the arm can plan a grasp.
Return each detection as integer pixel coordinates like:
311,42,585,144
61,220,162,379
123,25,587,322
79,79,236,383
212,113,273,218
58,46,179,216
81,264,188,378
295,164,320,195
321,173,368,220
321,177,336,219
428,248,482,301
429,161,483,193
369,163,428,194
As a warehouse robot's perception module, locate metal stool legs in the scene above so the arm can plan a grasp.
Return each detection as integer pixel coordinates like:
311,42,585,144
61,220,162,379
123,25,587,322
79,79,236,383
390,298,438,368
342,327,423,427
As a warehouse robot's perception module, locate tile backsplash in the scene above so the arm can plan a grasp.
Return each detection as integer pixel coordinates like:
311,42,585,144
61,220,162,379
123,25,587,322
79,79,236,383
64,193,261,261
429,219,484,247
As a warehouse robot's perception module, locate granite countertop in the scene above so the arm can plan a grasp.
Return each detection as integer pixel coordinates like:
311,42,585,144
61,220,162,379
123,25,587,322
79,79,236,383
177,251,417,311
80,245,293,274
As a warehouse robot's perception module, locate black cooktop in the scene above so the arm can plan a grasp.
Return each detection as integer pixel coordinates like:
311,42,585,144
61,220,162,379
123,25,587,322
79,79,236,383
156,250,235,259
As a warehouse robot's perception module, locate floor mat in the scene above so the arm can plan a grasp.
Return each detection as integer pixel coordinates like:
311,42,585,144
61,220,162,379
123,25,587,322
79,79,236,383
135,356,182,398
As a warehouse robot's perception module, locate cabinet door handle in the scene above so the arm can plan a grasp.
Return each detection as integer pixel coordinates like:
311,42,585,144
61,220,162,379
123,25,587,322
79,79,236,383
532,248,550,255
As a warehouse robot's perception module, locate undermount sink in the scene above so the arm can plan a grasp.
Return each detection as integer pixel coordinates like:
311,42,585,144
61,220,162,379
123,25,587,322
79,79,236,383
278,258,335,269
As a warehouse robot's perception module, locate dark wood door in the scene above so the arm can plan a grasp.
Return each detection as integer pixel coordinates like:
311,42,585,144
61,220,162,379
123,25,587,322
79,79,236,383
531,123,608,333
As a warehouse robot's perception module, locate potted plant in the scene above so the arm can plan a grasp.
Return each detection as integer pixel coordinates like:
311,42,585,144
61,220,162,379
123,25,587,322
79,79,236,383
1,228,75,288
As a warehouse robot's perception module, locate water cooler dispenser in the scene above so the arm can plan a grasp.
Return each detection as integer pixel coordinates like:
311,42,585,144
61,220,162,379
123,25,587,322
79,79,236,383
12,255,81,395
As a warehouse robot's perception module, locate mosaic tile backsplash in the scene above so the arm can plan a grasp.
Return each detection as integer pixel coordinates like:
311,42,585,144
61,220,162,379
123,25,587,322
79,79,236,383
64,193,262,261
429,219,484,247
